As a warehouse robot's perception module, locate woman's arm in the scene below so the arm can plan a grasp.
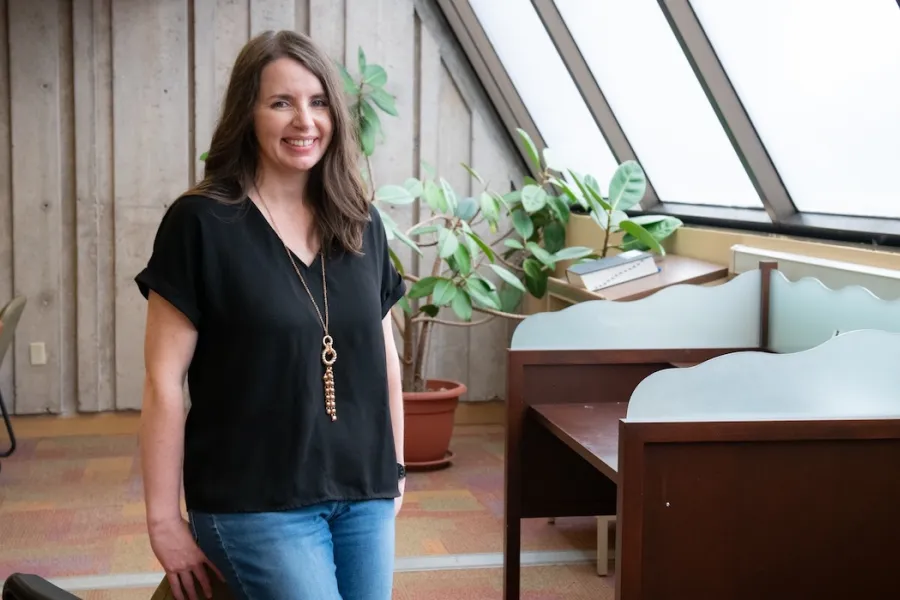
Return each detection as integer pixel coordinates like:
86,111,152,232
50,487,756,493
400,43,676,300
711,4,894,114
382,314,405,511
141,291,197,527
141,291,222,600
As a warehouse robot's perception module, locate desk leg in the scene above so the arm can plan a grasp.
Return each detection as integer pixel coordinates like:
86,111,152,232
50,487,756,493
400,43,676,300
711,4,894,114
596,515,615,576
503,515,521,599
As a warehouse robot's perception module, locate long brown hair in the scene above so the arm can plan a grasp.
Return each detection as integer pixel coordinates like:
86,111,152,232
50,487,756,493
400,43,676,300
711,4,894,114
186,30,370,254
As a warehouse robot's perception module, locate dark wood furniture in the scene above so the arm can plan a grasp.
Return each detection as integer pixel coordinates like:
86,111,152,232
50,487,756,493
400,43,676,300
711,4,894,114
503,262,900,599
616,414,900,600
503,347,748,599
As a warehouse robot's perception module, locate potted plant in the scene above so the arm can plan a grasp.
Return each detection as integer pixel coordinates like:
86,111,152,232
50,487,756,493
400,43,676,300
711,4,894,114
342,49,687,467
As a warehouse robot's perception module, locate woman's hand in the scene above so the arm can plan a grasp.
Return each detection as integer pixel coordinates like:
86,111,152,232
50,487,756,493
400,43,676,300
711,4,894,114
395,477,406,516
148,517,224,600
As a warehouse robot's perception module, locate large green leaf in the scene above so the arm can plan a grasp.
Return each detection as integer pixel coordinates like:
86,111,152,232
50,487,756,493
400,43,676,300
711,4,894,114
619,220,664,255
523,259,548,298
455,196,479,221
517,128,542,173
419,304,439,318
357,47,367,75
375,184,415,205
552,246,595,262
368,88,397,116
359,114,376,156
363,64,387,87
402,177,423,198
569,170,611,214
432,279,458,306
388,247,405,276
408,224,438,237
526,242,556,269
423,180,447,213
450,289,473,321
360,99,381,134
547,195,570,224
608,161,646,211
521,184,548,214
438,227,459,258
542,221,566,254
408,276,442,299
620,216,683,251
550,176,586,209
453,243,472,275
479,191,501,229
467,231,495,262
465,278,501,310
504,238,524,250
489,264,526,293
397,295,411,314
499,283,524,313
336,62,359,95
439,178,458,214
462,163,485,185
511,209,534,240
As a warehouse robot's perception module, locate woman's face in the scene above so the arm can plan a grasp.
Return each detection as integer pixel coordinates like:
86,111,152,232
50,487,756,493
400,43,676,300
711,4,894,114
253,57,334,178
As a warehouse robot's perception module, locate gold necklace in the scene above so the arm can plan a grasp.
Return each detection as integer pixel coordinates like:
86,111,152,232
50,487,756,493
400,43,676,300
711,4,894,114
256,192,338,422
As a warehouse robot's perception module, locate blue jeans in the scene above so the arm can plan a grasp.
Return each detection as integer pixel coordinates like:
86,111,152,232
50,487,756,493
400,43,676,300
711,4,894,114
189,499,395,600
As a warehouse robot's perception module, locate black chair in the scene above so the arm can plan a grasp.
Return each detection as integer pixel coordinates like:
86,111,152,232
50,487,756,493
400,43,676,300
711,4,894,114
1,574,79,600
0,295,27,473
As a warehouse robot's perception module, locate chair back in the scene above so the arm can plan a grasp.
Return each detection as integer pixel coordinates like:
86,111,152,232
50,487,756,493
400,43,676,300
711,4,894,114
0,296,27,367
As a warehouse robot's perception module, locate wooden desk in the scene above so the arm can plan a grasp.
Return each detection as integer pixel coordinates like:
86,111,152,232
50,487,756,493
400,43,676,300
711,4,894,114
504,347,744,600
529,402,625,483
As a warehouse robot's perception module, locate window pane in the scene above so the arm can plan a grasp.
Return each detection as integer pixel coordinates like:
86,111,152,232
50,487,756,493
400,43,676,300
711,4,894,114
691,0,900,218
469,0,620,193
556,0,764,209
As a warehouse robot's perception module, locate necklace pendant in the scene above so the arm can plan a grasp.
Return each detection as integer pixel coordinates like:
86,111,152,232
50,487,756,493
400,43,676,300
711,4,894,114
322,335,337,421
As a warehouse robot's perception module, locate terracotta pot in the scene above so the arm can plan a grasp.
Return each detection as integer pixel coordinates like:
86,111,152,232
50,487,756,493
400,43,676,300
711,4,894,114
403,378,467,469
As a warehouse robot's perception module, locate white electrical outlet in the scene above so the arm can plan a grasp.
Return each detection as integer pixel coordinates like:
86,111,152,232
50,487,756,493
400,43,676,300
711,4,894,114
29,342,47,366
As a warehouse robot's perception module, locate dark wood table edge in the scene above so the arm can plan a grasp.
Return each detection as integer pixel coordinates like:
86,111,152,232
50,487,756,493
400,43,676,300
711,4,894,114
528,403,623,484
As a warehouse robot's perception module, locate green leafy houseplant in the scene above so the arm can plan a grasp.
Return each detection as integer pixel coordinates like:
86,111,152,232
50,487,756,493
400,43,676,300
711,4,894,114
340,50,603,392
340,49,686,394
508,129,685,287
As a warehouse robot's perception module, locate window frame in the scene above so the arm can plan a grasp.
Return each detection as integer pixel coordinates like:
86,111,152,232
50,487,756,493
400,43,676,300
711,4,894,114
433,0,900,247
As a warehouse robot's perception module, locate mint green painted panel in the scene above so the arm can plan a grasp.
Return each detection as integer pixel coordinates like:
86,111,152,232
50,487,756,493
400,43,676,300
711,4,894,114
769,271,900,353
510,270,761,350
626,329,900,422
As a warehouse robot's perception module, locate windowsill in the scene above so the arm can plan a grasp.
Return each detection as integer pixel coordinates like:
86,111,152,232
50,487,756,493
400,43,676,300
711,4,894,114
632,203,900,248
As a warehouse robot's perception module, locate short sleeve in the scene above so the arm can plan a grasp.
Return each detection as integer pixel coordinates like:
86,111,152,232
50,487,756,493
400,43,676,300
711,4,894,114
370,205,406,317
134,196,205,329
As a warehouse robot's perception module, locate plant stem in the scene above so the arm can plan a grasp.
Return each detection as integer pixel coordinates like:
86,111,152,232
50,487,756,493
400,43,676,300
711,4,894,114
601,209,612,258
401,311,416,391
413,314,496,327
413,319,432,392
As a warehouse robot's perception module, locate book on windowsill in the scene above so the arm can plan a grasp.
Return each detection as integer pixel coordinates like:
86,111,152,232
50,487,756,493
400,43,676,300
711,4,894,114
565,250,659,292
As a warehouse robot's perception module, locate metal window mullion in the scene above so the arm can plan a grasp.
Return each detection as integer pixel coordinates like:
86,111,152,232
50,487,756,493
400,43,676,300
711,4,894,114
435,0,547,179
658,0,797,221
531,0,662,209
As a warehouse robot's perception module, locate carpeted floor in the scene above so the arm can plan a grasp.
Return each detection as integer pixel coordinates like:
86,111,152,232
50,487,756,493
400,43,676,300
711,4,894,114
0,420,612,598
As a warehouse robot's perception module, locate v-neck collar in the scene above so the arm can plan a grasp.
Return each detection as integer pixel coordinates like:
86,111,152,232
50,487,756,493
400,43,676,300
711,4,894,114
246,197,321,270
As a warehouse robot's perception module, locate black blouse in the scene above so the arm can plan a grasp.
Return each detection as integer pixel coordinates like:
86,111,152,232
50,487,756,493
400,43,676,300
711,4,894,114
135,194,406,513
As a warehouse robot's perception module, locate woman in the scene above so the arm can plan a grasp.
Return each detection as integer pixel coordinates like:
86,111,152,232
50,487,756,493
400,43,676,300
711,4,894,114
135,30,406,600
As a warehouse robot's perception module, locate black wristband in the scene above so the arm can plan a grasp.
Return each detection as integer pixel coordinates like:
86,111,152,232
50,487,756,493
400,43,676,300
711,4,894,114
397,463,406,480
